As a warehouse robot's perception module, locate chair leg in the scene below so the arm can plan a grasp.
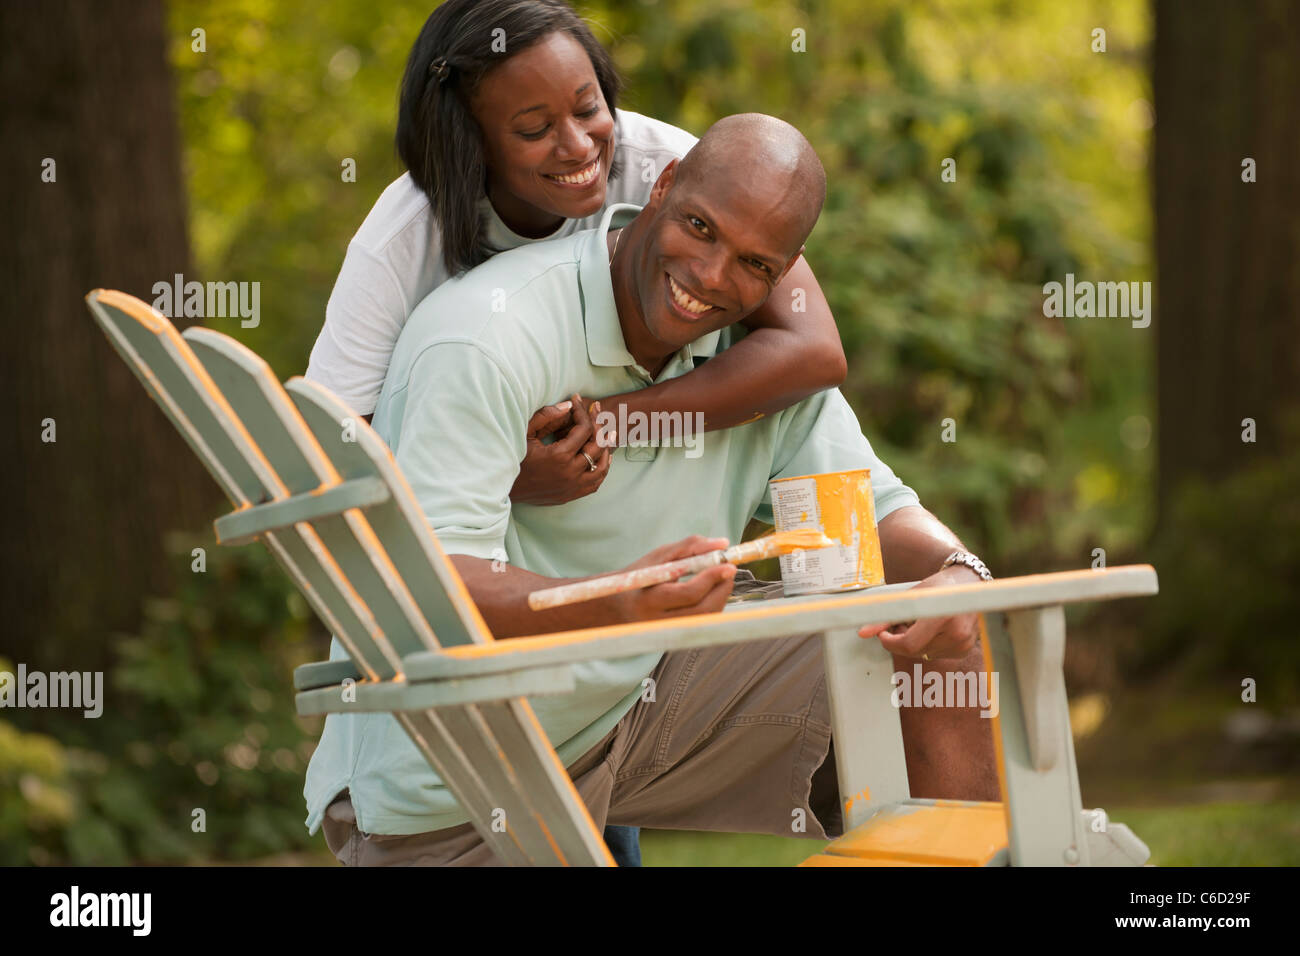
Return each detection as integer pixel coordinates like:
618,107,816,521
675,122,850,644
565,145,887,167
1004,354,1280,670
992,608,1091,865
821,626,910,831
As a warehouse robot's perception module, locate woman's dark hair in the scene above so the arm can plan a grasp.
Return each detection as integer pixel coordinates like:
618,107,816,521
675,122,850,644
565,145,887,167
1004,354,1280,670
397,0,622,275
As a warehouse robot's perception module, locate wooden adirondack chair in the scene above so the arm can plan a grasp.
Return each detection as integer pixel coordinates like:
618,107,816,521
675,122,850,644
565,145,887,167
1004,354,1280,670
86,288,1157,867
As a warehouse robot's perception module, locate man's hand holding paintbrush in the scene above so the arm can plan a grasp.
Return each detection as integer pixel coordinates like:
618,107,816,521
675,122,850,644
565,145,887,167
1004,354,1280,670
449,534,740,639
529,529,834,611
450,531,834,639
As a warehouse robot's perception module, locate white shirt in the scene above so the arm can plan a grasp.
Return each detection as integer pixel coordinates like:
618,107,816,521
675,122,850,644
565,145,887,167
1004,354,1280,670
304,109,699,415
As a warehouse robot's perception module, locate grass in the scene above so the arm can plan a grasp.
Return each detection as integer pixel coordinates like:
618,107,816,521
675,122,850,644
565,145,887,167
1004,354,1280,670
639,799,1300,866
266,796,1299,865
1103,801,1300,866
641,829,829,867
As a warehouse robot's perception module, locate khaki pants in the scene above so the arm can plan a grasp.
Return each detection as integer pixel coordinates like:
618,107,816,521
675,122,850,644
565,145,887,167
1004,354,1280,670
322,572,842,865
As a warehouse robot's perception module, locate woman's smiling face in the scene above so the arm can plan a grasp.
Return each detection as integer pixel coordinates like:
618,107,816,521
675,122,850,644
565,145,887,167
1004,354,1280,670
470,31,616,238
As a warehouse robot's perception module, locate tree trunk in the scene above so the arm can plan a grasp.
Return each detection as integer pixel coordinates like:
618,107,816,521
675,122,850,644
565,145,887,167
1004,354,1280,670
1153,0,1300,527
0,0,214,670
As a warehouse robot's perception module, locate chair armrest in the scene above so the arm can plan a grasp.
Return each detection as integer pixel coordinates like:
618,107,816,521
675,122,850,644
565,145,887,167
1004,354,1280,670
294,659,363,691
294,663,576,715
402,565,1158,680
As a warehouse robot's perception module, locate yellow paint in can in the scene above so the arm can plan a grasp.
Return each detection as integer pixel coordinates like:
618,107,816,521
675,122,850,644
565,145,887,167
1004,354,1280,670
768,469,885,595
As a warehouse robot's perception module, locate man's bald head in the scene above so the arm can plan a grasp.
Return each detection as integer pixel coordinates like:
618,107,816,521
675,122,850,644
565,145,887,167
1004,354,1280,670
614,113,827,371
673,113,827,252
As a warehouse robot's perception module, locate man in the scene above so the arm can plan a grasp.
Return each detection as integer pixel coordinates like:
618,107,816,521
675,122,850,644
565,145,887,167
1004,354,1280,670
306,114,997,865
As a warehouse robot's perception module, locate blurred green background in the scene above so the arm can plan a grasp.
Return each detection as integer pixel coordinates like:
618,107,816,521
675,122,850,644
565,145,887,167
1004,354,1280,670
3,0,1297,866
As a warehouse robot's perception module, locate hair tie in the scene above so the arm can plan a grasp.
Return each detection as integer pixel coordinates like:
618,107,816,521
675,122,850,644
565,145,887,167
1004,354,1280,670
429,56,451,82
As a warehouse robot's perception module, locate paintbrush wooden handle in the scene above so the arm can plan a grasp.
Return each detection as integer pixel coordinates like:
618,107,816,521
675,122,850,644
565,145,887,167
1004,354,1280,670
525,531,828,611
527,549,726,611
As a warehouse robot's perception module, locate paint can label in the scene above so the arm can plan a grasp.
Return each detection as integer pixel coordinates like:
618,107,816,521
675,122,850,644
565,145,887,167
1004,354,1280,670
769,469,885,595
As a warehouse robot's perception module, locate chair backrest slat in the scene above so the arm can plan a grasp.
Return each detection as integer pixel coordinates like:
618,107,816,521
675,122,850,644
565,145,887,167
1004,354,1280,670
281,378,613,864
185,328,336,493
86,290,271,505
88,291,401,677
397,711,536,865
183,329,426,677
285,378,489,650
479,700,617,862
86,290,612,865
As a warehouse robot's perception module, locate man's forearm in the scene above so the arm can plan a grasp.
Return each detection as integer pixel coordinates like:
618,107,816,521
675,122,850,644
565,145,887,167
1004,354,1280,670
877,505,967,584
450,555,626,639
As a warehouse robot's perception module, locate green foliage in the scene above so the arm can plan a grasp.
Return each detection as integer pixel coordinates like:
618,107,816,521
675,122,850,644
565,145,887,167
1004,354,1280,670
590,0,1153,569
169,0,434,374
168,0,1152,571
35,0,1165,864
1,537,322,864
1136,417,1300,693
1100,801,1300,867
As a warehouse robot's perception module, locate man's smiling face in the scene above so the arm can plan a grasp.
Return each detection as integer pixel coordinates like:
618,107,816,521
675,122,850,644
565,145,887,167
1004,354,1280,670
631,156,807,354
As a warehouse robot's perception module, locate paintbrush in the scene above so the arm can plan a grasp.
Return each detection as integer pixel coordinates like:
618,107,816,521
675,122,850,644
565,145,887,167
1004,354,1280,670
526,528,834,611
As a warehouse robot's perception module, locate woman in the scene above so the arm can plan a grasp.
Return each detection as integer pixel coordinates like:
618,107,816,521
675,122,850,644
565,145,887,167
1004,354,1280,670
307,0,847,503
307,0,848,866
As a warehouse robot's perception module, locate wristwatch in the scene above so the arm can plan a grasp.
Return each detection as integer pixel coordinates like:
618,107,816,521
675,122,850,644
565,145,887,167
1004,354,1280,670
940,550,993,582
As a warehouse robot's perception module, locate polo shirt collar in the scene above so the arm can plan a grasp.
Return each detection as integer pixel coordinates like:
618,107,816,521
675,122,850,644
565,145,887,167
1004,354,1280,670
578,202,723,373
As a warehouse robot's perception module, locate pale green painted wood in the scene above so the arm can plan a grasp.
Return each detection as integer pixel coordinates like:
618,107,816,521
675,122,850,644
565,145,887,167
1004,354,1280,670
189,327,611,864
477,700,618,863
294,664,576,715
821,626,910,830
89,296,609,864
432,705,578,865
294,659,362,691
402,565,1159,680
1006,604,1064,772
189,327,458,675
397,710,533,866
87,293,393,681
988,607,1090,866
281,377,615,864
214,476,391,546
86,292,267,503
179,327,409,678
1083,817,1149,866
284,378,486,650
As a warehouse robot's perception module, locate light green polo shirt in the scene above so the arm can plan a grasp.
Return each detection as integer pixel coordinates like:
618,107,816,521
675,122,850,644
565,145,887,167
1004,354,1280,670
304,203,921,836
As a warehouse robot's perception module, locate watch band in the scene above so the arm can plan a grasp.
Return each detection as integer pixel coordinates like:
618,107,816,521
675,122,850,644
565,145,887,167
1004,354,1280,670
941,550,993,582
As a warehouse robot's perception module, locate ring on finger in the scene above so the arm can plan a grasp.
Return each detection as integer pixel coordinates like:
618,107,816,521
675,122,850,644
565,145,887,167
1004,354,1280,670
582,452,598,471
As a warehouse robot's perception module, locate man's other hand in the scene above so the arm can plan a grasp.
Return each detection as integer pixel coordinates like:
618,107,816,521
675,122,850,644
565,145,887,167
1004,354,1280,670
614,535,736,623
857,564,983,660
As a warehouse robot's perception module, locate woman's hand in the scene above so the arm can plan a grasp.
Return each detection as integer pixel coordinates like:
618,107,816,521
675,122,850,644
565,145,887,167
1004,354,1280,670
509,394,614,506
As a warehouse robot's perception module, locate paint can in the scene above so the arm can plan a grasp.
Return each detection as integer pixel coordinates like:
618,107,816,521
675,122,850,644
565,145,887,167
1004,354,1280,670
768,469,885,595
